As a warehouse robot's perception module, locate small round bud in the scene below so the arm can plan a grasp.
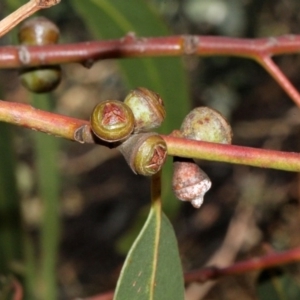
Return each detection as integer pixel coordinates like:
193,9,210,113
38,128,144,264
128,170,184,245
17,17,61,93
18,17,59,45
180,107,232,144
90,100,135,143
124,87,166,132
172,158,211,208
19,66,61,93
172,107,232,208
119,132,167,176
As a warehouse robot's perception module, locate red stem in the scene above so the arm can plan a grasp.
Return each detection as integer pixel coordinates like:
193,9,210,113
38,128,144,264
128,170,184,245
184,246,300,283
0,100,93,143
258,55,300,106
163,135,300,172
81,246,300,300
0,100,299,172
12,279,23,300
4,34,300,105
3,35,300,68
84,291,114,300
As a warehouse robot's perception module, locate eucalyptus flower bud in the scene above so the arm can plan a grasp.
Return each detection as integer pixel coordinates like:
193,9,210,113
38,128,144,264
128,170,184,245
172,107,232,208
172,157,211,208
124,87,166,132
119,132,167,176
18,16,59,45
180,107,232,144
90,100,135,143
18,17,61,93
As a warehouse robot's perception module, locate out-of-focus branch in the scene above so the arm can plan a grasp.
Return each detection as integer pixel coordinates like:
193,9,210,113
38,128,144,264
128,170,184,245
185,205,254,300
1,34,300,105
82,243,300,299
0,34,300,106
12,279,23,300
0,0,60,38
80,291,114,300
184,246,300,284
1,100,300,172
258,55,300,107
2,35,300,68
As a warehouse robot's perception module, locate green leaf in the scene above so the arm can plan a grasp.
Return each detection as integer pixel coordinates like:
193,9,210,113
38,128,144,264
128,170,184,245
114,210,184,300
32,94,61,300
257,269,300,300
0,123,22,273
0,2,23,275
4,0,22,11
72,0,191,216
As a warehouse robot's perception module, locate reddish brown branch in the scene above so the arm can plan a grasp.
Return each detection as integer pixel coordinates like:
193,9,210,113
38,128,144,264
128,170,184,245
0,100,93,143
12,279,23,300
184,246,300,283
84,291,114,300
164,135,300,172
258,55,300,106
3,34,300,105
1,100,300,172
1,35,300,68
80,246,300,300
0,0,60,38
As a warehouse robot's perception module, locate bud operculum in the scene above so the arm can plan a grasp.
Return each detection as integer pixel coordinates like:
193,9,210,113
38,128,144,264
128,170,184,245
180,107,232,144
124,87,166,132
119,132,167,176
90,100,135,143
18,17,59,45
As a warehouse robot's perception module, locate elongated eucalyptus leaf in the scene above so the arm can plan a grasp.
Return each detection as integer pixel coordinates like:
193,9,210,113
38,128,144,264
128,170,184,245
0,2,23,275
114,210,184,300
32,94,61,300
0,123,22,273
72,0,190,215
257,269,300,300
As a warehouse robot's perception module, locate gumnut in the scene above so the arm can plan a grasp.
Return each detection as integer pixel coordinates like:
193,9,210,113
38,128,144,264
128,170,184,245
90,100,135,143
118,132,167,176
18,17,61,93
172,107,232,208
124,87,166,132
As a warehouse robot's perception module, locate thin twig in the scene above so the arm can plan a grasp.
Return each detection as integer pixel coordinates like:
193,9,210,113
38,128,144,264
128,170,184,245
164,135,300,172
0,100,300,172
258,55,300,107
80,291,114,300
80,245,300,300
0,0,60,38
1,34,300,105
184,246,300,283
3,35,300,67
12,279,23,300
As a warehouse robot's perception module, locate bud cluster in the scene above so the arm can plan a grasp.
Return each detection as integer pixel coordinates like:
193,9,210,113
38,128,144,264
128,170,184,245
90,88,167,176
